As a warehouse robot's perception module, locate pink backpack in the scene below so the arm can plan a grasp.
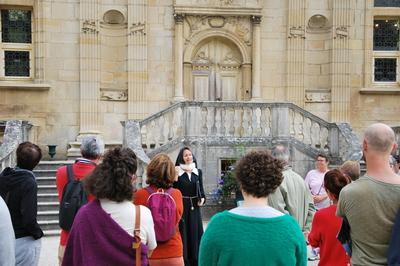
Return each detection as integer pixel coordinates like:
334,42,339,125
145,187,177,242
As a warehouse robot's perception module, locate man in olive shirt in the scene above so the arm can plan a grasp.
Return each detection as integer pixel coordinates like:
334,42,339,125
269,145,315,233
337,123,400,265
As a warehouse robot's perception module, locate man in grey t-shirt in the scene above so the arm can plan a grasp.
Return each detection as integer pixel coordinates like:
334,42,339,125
337,123,400,265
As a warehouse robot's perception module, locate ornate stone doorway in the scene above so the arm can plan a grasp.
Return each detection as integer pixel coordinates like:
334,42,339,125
191,37,243,101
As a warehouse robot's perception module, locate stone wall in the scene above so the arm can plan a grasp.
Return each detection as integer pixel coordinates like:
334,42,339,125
0,0,399,159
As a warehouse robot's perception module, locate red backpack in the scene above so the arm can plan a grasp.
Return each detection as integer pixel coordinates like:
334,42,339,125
145,187,177,242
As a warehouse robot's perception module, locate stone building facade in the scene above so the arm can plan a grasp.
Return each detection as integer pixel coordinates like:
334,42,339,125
0,0,399,162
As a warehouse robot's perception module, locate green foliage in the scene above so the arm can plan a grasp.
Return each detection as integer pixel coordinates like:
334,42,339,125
219,168,239,200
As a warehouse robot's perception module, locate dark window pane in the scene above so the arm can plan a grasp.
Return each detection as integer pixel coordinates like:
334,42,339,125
375,0,400,7
374,58,397,81
5,51,30,77
1,10,31,43
374,20,399,50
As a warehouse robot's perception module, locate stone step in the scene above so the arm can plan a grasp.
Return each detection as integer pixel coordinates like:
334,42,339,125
43,229,60,237
38,220,60,232
35,161,72,171
38,184,57,194
38,210,59,221
38,201,59,212
34,170,57,178
36,161,69,236
38,193,59,202
36,176,56,186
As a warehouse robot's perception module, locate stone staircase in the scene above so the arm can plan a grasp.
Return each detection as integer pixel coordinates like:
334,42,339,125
35,160,72,236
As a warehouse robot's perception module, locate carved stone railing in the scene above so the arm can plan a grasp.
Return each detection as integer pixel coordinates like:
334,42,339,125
0,120,32,171
125,101,361,165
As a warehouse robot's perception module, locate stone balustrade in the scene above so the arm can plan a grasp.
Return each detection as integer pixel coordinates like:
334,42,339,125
125,101,361,166
0,120,31,171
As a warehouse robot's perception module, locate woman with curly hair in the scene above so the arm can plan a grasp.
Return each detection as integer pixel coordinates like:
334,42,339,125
308,169,351,266
174,147,206,266
134,153,184,266
62,147,157,266
199,150,307,266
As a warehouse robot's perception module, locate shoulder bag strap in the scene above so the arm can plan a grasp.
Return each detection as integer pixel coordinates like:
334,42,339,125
316,182,324,195
66,165,74,182
133,205,141,266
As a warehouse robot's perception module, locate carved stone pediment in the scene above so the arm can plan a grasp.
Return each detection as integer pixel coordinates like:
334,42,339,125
219,53,241,70
192,51,212,70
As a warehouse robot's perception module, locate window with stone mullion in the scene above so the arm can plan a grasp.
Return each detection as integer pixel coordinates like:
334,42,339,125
375,0,400,7
0,9,32,78
373,19,400,51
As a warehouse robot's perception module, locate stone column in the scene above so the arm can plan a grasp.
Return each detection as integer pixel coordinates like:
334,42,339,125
128,0,148,119
331,0,353,122
34,0,45,81
286,0,306,107
68,0,101,157
251,16,262,101
173,13,185,102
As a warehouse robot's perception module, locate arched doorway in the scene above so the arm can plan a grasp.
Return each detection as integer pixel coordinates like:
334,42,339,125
190,37,244,101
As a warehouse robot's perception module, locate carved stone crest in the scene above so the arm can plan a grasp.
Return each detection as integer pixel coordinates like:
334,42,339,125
208,16,225,28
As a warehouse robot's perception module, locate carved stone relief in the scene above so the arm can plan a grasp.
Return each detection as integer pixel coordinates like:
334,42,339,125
184,15,251,45
305,89,331,103
129,22,146,36
100,89,128,101
82,20,99,34
334,26,348,39
288,26,305,39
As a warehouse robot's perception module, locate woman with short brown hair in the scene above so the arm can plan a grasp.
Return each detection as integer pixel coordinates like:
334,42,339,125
135,153,184,266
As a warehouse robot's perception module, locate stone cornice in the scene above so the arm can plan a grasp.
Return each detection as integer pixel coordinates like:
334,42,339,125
0,82,50,91
174,6,262,16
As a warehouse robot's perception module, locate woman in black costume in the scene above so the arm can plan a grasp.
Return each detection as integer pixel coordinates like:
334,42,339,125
174,147,206,266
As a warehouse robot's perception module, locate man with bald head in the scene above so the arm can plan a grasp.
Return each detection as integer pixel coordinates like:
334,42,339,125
337,123,400,265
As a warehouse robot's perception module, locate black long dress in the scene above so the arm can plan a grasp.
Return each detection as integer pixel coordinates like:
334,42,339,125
173,169,206,266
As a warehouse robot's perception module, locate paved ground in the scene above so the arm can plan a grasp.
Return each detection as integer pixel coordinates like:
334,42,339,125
39,235,319,266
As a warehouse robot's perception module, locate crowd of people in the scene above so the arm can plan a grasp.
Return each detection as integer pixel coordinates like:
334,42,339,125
0,122,399,266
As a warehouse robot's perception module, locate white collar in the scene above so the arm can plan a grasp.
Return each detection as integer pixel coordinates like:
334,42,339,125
178,165,199,176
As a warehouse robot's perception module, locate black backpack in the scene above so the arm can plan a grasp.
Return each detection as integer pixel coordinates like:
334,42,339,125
59,165,88,230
